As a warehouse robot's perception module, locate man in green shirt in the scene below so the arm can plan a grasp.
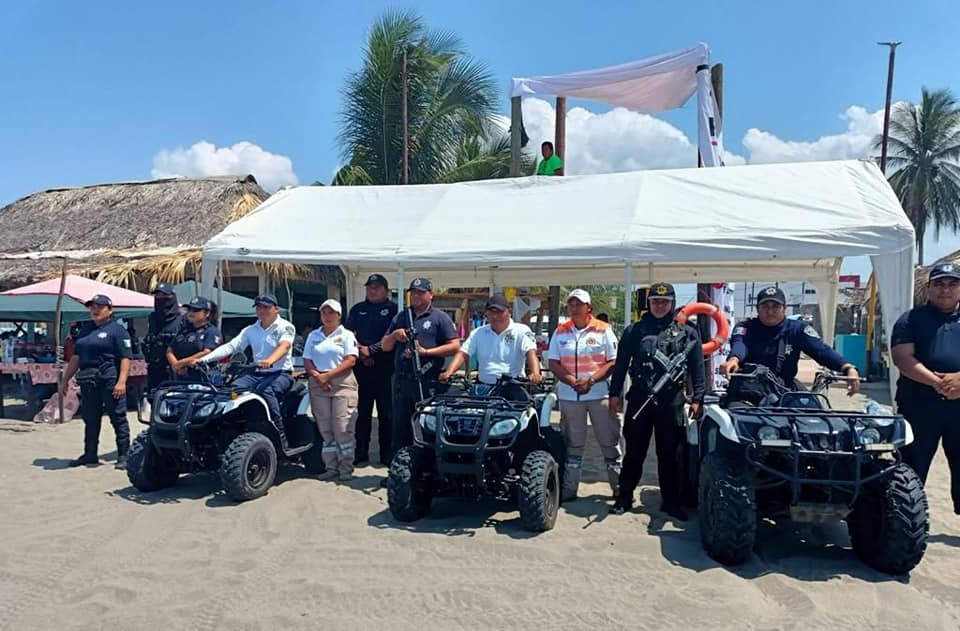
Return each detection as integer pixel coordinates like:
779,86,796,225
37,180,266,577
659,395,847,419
536,141,564,176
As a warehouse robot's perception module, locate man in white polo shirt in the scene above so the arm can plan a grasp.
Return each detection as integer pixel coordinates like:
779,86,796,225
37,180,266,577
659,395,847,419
440,294,543,396
191,294,296,443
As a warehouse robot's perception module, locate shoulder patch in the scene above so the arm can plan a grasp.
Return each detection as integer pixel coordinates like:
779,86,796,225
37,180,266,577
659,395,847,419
803,325,820,339
733,326,747,337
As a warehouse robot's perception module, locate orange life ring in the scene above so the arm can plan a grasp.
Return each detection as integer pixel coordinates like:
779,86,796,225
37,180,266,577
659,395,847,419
675,302,731,355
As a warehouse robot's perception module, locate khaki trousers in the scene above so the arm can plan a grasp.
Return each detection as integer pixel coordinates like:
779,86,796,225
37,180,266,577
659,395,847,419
309,373,359,475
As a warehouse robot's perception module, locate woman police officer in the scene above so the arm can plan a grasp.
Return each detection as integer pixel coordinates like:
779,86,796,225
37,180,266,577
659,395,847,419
60,294,133,469
166,296,222,382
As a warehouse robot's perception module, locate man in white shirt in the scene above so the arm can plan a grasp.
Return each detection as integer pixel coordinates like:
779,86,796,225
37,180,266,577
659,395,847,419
190,294,296,440
440,294,543,397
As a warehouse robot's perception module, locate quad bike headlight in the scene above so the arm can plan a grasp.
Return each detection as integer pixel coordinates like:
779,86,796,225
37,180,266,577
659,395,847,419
489,418,519,437
418,413,437,432
859,427,881,445
194,401,223,418
757,426,780,442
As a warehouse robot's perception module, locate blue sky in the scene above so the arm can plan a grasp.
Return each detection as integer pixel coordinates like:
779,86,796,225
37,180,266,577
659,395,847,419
2,0,959,268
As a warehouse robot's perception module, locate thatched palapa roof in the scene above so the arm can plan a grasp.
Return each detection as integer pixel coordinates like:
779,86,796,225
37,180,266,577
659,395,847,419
0,175,326,291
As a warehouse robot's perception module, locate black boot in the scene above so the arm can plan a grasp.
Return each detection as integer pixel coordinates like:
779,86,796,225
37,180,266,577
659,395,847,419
114,439,130,470
69,453,99,467
661,503,689,522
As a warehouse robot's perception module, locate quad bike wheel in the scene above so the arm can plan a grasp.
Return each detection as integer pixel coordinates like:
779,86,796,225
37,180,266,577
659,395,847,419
387,446,433,521
518,450,560,532
698,451,757,565
220,432,278,502
126,431,180,492
847,462,928,574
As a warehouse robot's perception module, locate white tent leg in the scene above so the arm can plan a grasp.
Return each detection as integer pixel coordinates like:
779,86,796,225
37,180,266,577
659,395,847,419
200,255,216,297
396,268,405,309
872,249,916,404
624,262,633,327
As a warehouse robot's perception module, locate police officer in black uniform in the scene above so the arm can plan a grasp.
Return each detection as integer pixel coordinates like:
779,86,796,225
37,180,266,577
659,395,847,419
721,286,860,394
380,278,460,459
892,262,960,515
143,283,183,394
346,274,398,465
166,296,222,382
608,282,704,519
60,295,133,468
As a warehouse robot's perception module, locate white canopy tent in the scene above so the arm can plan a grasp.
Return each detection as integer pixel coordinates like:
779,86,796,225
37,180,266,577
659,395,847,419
201,159,914,372
510,43,724,167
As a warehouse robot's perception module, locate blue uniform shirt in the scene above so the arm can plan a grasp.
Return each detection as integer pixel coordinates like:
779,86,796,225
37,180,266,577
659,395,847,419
346,299,398,362
387,305,458,381
728,317,846,384
891,303,960,403
169,321,222,360
75,317,133,380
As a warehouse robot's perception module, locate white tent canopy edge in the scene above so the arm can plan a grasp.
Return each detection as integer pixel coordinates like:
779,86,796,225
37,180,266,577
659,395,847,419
200,159,914,392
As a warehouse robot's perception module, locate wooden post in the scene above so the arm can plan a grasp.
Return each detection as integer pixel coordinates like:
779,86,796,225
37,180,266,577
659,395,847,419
547,286,561,342
554,96,567,165
510,96,522,177
54,257,68,423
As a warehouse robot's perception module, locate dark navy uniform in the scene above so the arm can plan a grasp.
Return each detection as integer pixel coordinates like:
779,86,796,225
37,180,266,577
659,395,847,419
893,301,960,513
144,284,183,393
610,302,705,514
74,317,133,461
386,295,458,457
346,286,397,464
728,318,846,386
169,320,222,382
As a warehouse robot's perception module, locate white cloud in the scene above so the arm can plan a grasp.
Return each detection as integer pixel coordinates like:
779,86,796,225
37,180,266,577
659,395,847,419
742,106,884,164
151,141,298,192
518,99,885,173
520,98,720,173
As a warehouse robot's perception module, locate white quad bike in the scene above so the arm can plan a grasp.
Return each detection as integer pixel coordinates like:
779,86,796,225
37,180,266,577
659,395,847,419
126,362,324,501
687,364,928,574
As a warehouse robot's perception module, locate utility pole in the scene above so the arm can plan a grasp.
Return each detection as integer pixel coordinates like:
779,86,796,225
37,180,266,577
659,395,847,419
877,42,900,174
866,41,900,378
402,47,409,184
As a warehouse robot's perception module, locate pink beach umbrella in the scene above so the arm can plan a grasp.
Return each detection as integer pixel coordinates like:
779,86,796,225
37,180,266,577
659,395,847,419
2,275,154,308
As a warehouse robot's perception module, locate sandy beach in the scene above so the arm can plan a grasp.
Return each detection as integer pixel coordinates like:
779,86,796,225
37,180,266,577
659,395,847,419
2,378,960,631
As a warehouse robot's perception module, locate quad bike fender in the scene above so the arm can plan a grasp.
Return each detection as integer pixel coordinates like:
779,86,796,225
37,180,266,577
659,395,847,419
702,404,740,446
221,392,272,421
539,392,558,428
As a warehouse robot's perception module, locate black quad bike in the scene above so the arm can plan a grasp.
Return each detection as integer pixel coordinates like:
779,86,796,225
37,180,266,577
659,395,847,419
387,375,567,532
126,364,324,501
692,364,928,574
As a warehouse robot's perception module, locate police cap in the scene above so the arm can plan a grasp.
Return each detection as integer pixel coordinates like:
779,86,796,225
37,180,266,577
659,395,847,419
84,294,113,308
253,294,279,307
409,278,433,292
648,282,676,300
364,273,389,288
929,262,960,282
187,296,213,311
756,286,786,306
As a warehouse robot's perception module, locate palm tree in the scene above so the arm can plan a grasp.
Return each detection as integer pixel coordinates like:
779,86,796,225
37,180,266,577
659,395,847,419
874,87,960,264
338,9,504,185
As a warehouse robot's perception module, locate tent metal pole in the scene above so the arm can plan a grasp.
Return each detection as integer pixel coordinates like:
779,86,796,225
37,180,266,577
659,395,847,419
623,262,633,328
396,268,405,309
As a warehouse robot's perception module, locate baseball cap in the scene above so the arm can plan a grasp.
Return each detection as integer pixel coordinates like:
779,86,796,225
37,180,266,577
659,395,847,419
186,296,212,311
153,283,175,295
253,294,279,307
929,262,960,282
756,286,786,306
648,282,676,300
84,294,113,308
364,273,389,288
566,288,591,305
484,294,510,312
319,298,342,314
408,278,433,292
